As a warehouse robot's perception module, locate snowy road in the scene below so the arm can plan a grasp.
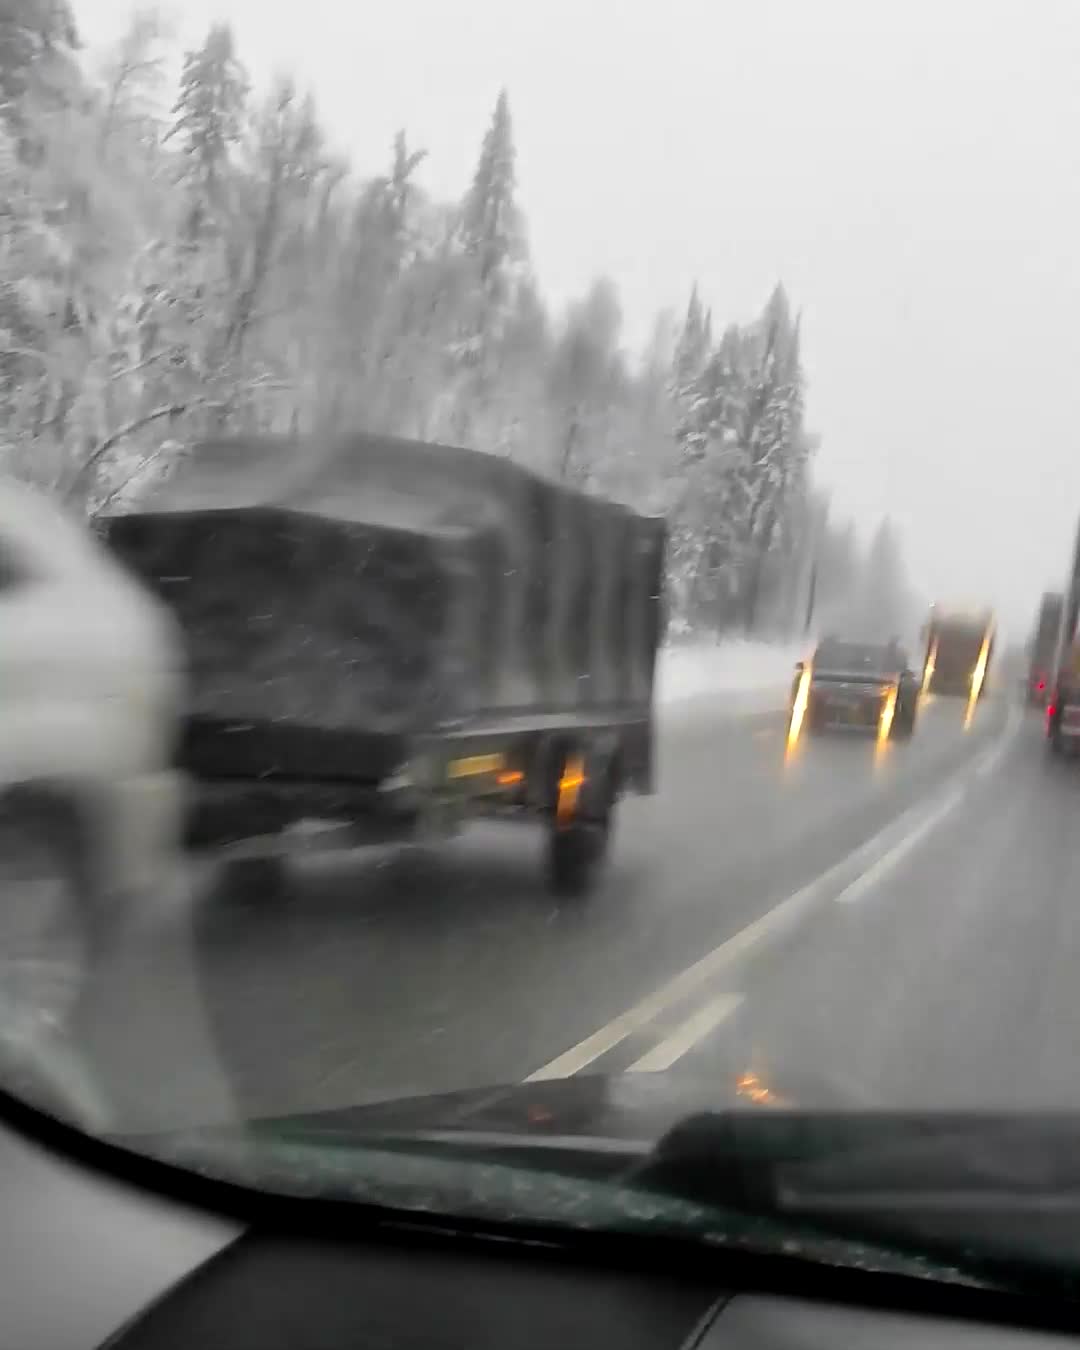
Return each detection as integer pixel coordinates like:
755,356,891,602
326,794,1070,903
55,675,1065,1134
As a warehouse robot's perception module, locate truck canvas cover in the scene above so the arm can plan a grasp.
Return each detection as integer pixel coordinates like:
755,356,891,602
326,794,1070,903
924,610,993,696
1032,593,1063,664
101,433,665,782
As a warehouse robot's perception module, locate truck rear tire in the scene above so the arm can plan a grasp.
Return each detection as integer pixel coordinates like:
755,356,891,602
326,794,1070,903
890,703,916,740
548,816,611,897
1048,707,1064,755
546,751,615,898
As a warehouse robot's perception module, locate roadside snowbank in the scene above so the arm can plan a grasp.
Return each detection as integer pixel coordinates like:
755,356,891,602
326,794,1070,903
656,639,808,713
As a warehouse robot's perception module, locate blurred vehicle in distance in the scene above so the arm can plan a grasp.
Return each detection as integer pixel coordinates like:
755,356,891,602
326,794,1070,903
919,605,995,701
101,432,666,899
790,637,918,740
1025,592,1062,708
1047,519,1080,756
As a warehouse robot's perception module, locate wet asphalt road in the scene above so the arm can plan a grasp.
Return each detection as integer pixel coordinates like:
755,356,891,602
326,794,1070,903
60,681,1060,1134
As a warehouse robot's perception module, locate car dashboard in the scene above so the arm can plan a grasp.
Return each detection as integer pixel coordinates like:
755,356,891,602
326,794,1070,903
4,1107,1079,1350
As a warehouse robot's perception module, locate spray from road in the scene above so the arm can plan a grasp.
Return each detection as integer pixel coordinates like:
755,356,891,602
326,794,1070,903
963,630,993,730
921,638,937,697
786,662,813,760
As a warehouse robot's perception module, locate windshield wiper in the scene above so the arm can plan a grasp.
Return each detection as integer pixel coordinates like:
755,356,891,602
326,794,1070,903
250,1107,1080,1218
636,1109,1080,1203
631,1111,1080,1288
148,1108,1080,1291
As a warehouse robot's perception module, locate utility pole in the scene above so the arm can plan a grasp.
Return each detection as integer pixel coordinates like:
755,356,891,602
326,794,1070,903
804,556,818,635
803,492,829,637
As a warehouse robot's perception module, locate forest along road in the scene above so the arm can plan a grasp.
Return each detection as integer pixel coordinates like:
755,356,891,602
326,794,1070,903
74,687,1021,1130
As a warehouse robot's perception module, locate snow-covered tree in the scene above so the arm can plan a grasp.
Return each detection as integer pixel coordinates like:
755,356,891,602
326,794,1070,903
445,88,530,447
849,518,917,641
459,88,523,298
666,320,748,631
671,286,710,397
0,0,80,149
2,9,917,644
735,285,807,629
167,22,247,244
547,278,626,486
95,6,171,159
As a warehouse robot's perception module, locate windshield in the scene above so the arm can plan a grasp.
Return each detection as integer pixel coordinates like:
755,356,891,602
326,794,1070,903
814,641,894,672
2,0,1079,1290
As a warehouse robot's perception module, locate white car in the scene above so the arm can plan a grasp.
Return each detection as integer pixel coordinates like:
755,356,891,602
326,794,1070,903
0,477,187,1054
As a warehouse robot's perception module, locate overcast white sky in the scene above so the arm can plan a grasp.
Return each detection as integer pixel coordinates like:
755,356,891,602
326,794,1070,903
74,0,1080,633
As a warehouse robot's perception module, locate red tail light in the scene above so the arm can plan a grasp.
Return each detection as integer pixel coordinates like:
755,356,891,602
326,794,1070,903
1037,679,1046,692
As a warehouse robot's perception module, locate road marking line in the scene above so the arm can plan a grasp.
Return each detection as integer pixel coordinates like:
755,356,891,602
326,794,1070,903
833,785,966,905
525,823,904,1082
524,704,1020,1084
974,704,1020,776
836,702,1020,905
626,994,744,1073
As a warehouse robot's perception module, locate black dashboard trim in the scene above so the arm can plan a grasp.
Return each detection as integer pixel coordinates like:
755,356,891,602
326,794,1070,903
4,1082,1080,1340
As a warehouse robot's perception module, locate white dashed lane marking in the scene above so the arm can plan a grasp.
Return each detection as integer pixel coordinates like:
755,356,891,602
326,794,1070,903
524,703,1021,1082
626,994,744,1073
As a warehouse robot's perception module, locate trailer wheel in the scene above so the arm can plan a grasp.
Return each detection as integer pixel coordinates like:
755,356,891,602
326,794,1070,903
548,815,611,897
546,753,614,898
1048,704,1064,755
890,702,916,740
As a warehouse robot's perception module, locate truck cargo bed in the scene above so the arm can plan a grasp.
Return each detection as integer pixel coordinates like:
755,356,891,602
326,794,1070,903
102,432,665,790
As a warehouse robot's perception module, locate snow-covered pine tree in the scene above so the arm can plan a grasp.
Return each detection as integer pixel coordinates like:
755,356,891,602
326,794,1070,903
547,278,626,487
853,518,917,642
737,286,807,630
459,88,521,297
0,15,865,643
167,23,247,245
671,287,708,400
96,7,172,160
446,88,529,448
0,0,79,153
666,306,751,633
480,273,549,465
217,76,326,417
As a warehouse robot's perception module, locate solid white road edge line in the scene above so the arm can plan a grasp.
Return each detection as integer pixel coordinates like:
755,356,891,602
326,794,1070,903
835,701,1021,905
626,994,745,1073
831,784,967,905
524,701,1022,1084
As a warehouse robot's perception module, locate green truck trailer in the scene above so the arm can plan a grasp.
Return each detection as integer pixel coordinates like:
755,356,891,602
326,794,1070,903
102,431,666,897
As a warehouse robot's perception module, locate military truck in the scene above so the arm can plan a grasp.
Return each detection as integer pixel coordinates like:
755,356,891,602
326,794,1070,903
1026,592,1062,708
920,606,995,701
1047,520,1080,755
102,432,666,897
